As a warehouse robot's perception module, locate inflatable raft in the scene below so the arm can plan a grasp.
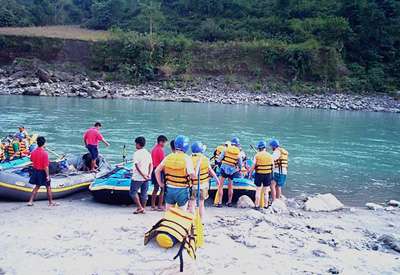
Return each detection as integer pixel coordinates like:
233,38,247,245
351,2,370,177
89,162,156,204
0,157,31,171
0,154,111,201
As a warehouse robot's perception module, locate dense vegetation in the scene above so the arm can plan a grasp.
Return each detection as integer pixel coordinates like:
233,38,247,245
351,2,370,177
1,0,399,92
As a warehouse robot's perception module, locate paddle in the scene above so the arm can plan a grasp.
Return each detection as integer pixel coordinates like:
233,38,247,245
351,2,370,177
194,155,204,248
46,147,65,161
122,144,127,163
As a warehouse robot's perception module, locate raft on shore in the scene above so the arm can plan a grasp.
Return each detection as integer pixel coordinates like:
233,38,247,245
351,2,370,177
0,154,111,201
90,162,257,204
0,157,31,171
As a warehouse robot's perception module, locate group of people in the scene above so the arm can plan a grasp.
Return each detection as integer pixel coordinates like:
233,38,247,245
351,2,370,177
0,126,32,162
15,122,289,214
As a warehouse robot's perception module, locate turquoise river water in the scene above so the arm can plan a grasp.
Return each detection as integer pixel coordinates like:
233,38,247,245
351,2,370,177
0,95,399,206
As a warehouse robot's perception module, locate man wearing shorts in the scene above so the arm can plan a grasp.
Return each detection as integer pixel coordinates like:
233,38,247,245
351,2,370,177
187,141,220,219
155,135,195,211
270,139,289,201
131,137,153,214
249,140,274,209
83,122,109,171
27,136,58,206
216,137,242,207
150,135,168,211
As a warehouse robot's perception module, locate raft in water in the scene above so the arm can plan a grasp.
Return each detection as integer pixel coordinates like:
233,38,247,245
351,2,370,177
209,176,257,202
0,154,111,201
0,157,31,171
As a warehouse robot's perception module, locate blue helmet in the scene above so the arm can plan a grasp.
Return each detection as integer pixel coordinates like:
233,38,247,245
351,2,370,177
191,141,206,154
174,135,190,153
231,137,240,146
15,133,25,140
269,139,280,149
257,140,267,150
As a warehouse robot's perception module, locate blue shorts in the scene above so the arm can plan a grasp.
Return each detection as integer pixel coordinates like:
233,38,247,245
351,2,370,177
273,173,287,187
220,168,240,180
165,186,190,207
130,180,149,201
29,169,50,187
86,145,98,160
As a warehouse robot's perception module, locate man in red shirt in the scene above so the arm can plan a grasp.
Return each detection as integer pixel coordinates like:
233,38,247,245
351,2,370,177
83,122,110,171
150,135,168,210
27,136,58,206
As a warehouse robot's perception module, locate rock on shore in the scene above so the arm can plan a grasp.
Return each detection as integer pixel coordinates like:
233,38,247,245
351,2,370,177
0,64,400,113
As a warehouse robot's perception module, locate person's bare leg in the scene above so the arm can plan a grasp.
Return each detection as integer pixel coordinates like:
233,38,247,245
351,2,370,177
28,185,40,205
271,180,277,201
151,185,159,209
46,186,56,206
199,199,205,219
263,187,269,207
187,199,195,213
276,186,282,200
158,188,165,210
91,159,96,171
255,186,262,207
218,176,225,204
133,194,144,213
178,202,188,211
165,203,174,211
140,196,147,212
227,179,233,204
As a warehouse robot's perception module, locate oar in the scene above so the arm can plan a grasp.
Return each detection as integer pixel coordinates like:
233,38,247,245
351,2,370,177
46,147,65,160
194,156,204,248
122,144,127,163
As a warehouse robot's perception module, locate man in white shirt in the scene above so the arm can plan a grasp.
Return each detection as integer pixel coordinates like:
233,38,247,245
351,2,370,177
131,136,153,214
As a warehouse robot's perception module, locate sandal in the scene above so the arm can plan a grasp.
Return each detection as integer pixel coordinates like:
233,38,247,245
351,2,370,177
226,202,233,207
214,204,222,208
27,202,34,207
133,209,145,214
49,202,60,207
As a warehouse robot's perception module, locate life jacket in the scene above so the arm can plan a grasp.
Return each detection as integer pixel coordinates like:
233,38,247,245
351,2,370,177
144,207,197,272
164,152,190,188
221,145,240,167
19,140,29,156
191,154,209,186
274,147,288,172
213,145,226,160
6,144,15,157
255,151,274,174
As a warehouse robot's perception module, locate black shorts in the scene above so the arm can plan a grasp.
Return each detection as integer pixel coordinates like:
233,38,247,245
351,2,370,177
254,173,272,187
151,170,164,189
220,168,240,180
29,169,50,186
86,145,98,160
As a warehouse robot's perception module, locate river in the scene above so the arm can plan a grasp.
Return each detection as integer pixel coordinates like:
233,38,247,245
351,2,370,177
1,95,399,206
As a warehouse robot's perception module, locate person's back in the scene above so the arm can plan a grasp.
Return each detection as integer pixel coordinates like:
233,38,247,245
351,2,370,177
255,150,274,174
164,152,190,187
221,145,241,168
191,153,210,184
84,127,103,146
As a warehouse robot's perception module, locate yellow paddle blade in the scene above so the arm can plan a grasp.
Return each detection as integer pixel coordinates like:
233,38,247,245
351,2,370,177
29,134,38,145
195,208,204,248
213,190,219,205
260,188,265,208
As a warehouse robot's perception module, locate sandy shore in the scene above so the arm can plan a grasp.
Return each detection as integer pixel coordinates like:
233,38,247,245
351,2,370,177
1,192,399,275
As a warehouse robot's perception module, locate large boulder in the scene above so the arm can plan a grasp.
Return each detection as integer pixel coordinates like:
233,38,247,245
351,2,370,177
365,203,384,210
237,195,255,208
271,199,289,213
304,193,344,212
22,87,41,96
36,68,52,83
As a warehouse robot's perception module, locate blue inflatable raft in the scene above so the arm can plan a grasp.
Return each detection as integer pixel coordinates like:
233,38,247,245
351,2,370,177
0,157,31,171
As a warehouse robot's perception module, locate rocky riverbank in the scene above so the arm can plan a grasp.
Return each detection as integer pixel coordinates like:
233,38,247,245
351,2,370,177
1,63,399,113
0,192,399,274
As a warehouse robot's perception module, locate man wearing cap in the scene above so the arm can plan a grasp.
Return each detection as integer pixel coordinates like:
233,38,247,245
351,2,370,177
215,137,242,207
155,135,195,211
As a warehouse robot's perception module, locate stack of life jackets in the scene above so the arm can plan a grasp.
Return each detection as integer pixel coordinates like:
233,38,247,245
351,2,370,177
164,152,190,188
144,207,197,272
274,147,289,173
191,153,209,186
255,151,274,174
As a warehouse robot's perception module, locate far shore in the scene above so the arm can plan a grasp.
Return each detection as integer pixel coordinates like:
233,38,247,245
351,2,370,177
0,64,399,113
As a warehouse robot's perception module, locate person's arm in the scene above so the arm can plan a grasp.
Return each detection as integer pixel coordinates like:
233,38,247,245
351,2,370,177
186,156,196,180
102,139,110,146
217,151,225,163
248,157,256,178
135,163,148,180
44,166,50,182
155,161,165,188
148,162,153,179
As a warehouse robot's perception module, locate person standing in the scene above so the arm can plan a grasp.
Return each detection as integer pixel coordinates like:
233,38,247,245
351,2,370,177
248,140,274,209
27,136,58,206
155,135,195,211
187,141,220,219
83,122,110,171
270,139,288,201
150,135,168,211
130,137,153,214
216,137,242,207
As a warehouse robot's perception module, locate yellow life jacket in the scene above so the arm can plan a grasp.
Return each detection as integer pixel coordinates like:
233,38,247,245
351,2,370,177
255,151,274,174
222,145,240,166
191,153,209,186
164,152,190,188
274,147,288,172
19,140,28,156
144,207,197,272
214,145,226,159
7,144,15,156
